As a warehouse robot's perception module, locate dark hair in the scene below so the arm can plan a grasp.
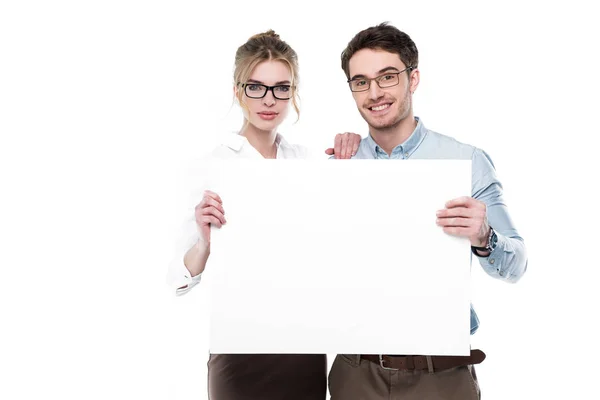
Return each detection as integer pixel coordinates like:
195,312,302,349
341,22,418,79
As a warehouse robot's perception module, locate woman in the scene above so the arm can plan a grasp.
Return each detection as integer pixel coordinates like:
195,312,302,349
168,30,361,399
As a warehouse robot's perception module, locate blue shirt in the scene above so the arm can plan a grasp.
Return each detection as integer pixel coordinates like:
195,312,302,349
351,117,528,334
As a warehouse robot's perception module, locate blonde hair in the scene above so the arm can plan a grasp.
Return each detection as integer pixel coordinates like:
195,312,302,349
233,30,300,123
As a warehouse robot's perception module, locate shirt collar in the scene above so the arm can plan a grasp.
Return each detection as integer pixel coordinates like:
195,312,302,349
222,132,288,153
365,116,428,158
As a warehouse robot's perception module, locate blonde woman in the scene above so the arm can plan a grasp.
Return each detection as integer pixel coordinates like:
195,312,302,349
168,31,360,399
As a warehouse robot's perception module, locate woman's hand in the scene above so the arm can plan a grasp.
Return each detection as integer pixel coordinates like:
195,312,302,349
195,190,226,246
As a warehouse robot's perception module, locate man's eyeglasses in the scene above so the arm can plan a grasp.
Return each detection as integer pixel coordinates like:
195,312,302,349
239,83,293,100
347,67,415,92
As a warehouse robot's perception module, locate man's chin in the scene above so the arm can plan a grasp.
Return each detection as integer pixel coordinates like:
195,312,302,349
366,118,397,131
359,111,394,129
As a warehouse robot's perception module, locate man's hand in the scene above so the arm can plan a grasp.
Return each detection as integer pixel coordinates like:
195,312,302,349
325,132,362,159
436,196,490,248
195,190,226,245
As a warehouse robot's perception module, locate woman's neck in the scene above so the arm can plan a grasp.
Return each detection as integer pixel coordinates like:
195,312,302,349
240,123,278,159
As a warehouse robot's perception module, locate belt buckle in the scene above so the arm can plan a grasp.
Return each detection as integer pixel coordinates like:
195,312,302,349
379,355,399,371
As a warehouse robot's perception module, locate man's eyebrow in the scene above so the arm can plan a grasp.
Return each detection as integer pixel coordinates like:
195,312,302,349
349,73,367,81
350,66,401,81
378,66,401,74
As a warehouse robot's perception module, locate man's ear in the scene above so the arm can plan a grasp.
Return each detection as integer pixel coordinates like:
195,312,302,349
410,68,420,94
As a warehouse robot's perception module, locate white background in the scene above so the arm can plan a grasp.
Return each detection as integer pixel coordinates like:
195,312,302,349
1,1,598,399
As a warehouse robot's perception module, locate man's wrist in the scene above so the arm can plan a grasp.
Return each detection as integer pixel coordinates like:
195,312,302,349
471,227,497,257
472,227,491,248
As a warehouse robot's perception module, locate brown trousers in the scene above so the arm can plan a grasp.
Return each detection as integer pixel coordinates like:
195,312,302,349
207,354,327,400
328,354,481,400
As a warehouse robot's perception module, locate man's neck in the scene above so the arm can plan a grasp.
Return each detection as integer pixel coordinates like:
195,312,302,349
240,123,278,159
370,115,418,156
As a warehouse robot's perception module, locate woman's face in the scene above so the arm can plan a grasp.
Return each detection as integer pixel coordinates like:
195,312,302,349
239,60,293,132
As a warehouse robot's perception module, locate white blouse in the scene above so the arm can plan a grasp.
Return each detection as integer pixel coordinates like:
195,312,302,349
166,133,310,295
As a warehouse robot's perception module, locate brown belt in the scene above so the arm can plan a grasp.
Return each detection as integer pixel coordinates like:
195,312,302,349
360,349,486,371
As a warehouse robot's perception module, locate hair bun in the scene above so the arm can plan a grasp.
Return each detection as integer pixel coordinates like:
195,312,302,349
249,29,280,41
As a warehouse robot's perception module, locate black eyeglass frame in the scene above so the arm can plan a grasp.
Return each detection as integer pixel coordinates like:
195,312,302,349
347,66,415,92
238,82,295,100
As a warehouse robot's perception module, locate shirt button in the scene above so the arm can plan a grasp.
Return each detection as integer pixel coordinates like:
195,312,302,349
404,152,409,158
489,259,495,264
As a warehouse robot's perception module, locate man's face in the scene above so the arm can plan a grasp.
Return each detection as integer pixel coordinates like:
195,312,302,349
348,48,418,130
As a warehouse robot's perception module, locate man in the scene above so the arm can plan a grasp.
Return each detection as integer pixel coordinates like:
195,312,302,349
327,22,528,399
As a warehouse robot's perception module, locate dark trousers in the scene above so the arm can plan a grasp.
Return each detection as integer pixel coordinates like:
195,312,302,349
329,354,481,400
208,354,327,400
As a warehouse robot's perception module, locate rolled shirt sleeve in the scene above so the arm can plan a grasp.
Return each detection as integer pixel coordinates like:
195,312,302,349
471,148,528,283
